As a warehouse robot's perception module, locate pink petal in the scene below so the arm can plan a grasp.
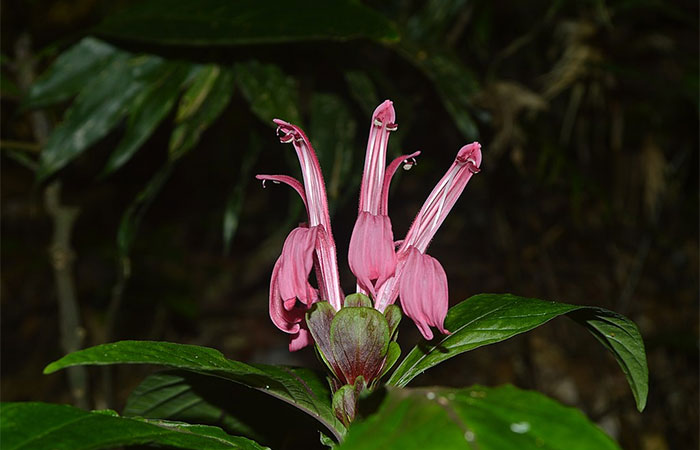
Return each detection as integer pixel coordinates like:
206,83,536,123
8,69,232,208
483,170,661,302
348,211,396,296
398,246,450,340
268,258,302,334
273,119,344,310
278,226,318,308
288,323,313,352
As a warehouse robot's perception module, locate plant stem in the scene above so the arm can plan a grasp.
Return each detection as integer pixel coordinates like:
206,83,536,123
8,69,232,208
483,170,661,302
14,33,89,409
44,183,89,409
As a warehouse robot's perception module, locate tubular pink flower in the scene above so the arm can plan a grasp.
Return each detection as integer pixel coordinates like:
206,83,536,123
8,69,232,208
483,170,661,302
374,142,482,313
399,246,450,340
401,142,482,253
271,119,344,311
349,102,416,296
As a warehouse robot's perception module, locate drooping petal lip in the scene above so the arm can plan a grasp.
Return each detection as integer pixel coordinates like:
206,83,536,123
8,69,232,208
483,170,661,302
348,211,396,297
398,246,450,340
277,226,319,310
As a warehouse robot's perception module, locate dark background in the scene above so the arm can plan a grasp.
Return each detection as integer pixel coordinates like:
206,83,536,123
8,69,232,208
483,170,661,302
2,1,698,449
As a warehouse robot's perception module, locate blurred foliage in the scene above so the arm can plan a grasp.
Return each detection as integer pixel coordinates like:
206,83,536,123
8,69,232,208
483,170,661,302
1,0,697,449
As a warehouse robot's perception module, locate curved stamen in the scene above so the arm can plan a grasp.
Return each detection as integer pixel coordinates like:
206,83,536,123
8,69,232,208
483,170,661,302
380,150,421,215
256,174,309,215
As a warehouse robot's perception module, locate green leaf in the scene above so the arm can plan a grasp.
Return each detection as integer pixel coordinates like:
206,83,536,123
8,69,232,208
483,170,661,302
124,371,264,442
95,0,399,46
37,54,166,180
344,293,372,308
330,307,390,387
0,402,268,450
234,61,301,126
102,62,191,175
25,37,121,109
307,301,339,377
44,340,345,440
387,294,648,411
169,65,235,160
126,370,339,448
339,385,620,450
383,305,402,339
379,341,401,379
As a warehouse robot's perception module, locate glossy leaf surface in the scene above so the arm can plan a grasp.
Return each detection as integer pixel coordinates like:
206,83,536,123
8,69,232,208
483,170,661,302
0,402,268,450
339,385,619,450
388,294,648,411
44,340,345,439
37,54,165,179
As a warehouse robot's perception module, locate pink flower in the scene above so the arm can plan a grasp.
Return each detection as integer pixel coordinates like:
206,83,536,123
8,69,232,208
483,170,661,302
258,101,482,349
349,101,422,297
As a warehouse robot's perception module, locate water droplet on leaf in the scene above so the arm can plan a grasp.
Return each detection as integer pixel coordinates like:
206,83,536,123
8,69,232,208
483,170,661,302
510,422,530,434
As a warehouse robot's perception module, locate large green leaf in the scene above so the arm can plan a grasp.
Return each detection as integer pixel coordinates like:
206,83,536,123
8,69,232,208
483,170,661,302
95,0,399,46
169,65,235,160
102,62,191,175
44,340,345,440
338,385,619,450
25,37,121,109
37,54,166,180
233,61,301,126
125,370,339,447
124,371,263,441
387,294,648,411
0,402,268,450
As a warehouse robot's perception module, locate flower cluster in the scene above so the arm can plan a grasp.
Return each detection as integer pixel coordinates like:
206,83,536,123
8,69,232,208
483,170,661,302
258,100,481,351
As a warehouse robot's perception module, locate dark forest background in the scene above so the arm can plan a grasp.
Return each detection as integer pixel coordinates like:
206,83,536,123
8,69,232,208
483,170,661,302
1,1,698,449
